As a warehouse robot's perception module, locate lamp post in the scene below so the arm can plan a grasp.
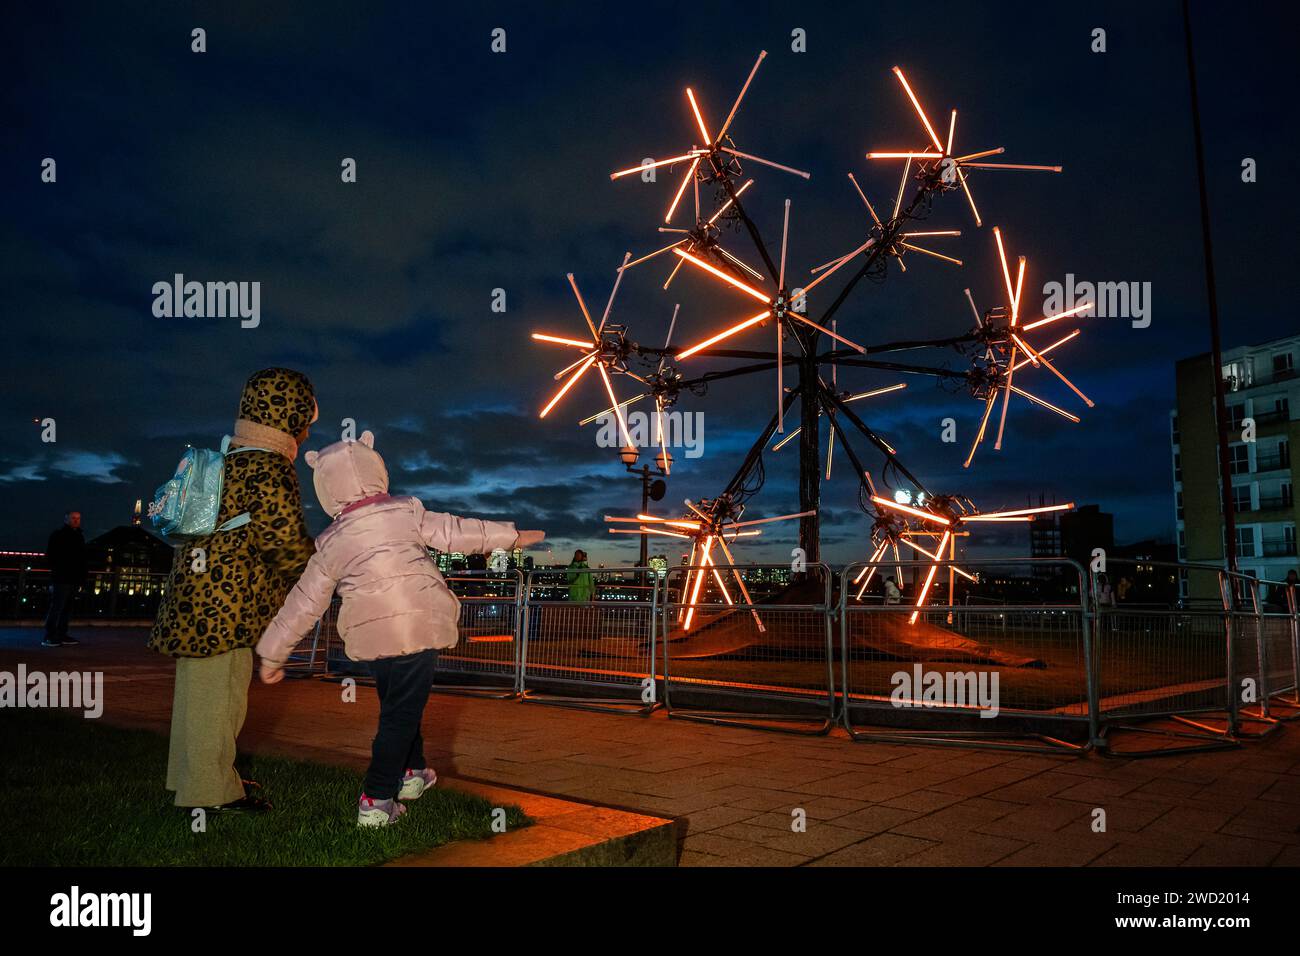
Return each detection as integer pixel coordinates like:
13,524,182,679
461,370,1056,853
621,444,670,569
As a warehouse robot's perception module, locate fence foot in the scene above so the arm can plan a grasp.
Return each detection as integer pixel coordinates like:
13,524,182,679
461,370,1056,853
843,725,1088,755
1098,717,1240,758
667,709,834,736
1225,708,1286,737
519,691,660,716
1262,696,1300,721
429,684,521,700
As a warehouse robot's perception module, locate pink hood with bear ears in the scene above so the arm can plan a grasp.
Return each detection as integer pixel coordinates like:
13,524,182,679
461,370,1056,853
305,430,389,518
256,430,519,663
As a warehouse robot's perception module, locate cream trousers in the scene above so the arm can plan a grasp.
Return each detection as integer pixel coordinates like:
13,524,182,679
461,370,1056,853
165,647,252,807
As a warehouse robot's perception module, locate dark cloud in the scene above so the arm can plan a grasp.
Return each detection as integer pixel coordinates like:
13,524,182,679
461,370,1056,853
1,1,1293,569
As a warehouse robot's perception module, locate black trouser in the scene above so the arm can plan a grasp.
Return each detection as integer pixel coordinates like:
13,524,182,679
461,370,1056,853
44,582,76,642
363,649,437,800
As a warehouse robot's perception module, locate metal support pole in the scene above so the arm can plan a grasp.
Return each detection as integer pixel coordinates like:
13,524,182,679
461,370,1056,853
1182,0,1237,573
797,328,821,566
638,467,650,570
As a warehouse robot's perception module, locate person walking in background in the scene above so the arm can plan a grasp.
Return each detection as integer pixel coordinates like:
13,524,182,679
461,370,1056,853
566,549,595,603
1096,572,1116,608
43,510,86,647
883,576,901,605
149,368,318,814
255,431,545,827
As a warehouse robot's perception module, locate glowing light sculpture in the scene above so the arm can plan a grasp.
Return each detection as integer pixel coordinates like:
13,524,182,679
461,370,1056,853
530,56,1093,611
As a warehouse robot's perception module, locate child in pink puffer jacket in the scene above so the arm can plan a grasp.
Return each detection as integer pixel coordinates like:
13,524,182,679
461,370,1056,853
256,431,544,827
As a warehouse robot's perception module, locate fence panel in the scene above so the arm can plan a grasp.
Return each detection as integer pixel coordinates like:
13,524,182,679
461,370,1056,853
1256,576,1299,714
519,568,659,713
840,557,1092,751
660,563,835,733
431,570,524,696
1089,562,1231,725
282,572,524,694
277,599,334,677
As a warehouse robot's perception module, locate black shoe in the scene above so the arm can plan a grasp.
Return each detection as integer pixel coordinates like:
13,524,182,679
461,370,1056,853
59,636,80,646
208,795,273,814
41,637,62,647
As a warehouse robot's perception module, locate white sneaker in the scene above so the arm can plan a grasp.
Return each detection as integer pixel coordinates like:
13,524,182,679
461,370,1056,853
357,795,407,828
398,767,437,801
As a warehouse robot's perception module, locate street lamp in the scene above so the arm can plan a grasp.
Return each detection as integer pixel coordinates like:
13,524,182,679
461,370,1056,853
622,445,670,568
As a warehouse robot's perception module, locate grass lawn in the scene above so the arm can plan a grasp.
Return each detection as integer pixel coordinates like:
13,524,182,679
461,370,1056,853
0,709,528,866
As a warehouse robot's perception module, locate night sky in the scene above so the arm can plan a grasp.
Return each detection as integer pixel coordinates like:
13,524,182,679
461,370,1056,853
3,1,1295,566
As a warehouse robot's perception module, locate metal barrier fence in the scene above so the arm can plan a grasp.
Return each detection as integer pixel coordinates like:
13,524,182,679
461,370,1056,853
1221,567,1299,729
293,571,524,696
433,570,525,697
279,603,335,676
519,568,660,714
1086,559,1298,753
840,558,1094,752
1265,586,1300,713
272,556,1300,756
1088,562,1233,749
659,563,835,734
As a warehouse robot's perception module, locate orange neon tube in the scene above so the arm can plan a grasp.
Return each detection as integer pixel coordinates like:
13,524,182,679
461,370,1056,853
1021,301,1093,331
969,503,1074,520
899,537,977,581
610,152,704,180
683,535,715,630
909,530,950,624
596,363,632,446
532,332,595,349
892,66,943,152
1009,384,1080,423
539,354,596,417
870,495,951,525
665,157,701,224
676,311,770,359
1011,329,1080,371
708,179,754,225
957,167,981,227
672,248,770,302
686,87,711,144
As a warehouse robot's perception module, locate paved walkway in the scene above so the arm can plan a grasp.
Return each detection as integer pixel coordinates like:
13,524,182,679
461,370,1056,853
4,626,1299,866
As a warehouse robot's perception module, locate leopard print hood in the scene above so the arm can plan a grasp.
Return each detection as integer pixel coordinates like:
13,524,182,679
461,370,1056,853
237,367,316,438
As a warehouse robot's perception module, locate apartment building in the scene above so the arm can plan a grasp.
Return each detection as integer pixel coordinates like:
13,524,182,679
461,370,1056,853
1172,333,1300,594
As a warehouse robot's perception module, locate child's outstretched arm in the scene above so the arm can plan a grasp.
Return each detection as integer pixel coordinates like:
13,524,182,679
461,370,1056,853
414,499,532,555
255,550,339,684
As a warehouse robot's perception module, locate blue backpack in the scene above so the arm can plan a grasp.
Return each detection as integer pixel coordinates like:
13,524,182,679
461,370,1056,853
148,436,268,542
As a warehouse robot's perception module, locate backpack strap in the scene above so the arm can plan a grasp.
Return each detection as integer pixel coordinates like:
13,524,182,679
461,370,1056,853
220,434,271,456
215,436,271,533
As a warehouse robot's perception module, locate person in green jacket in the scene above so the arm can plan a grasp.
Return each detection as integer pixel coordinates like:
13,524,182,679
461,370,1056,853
566,549,596,603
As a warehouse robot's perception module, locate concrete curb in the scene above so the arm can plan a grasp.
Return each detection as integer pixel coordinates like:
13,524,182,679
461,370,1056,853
385,777,677,867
